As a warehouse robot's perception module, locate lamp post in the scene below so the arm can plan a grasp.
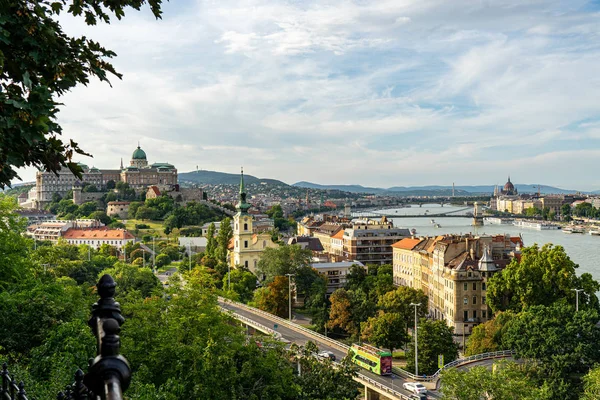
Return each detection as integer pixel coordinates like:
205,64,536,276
572,288,584,311
228,263,231,291
188,243,192,272
286,273,295,321
410,303,420,376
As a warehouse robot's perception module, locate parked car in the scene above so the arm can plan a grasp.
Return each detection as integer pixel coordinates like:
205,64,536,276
317,351,336,361
403,382,427,394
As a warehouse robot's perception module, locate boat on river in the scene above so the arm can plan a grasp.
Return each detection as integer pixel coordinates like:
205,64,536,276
434,223,442,228
589,228,600,236
563,226,585,234
513,220,560,230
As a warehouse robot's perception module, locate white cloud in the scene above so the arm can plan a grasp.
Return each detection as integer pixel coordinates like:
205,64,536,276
12,0,600,191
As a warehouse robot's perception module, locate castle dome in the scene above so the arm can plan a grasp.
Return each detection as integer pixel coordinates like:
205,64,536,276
132,146,147,160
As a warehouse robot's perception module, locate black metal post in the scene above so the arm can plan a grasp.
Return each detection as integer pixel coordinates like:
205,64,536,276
83,275,131,400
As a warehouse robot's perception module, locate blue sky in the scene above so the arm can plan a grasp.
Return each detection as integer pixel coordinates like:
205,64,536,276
16,0,600,190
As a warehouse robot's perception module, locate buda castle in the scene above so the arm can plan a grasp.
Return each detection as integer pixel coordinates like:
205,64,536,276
23,144,177,209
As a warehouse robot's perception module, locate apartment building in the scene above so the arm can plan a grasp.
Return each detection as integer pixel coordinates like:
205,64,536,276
393,234,522,336
311,261,365,295
343,217,410,265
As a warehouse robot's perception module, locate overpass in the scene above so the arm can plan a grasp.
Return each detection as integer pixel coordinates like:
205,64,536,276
219,298,514,400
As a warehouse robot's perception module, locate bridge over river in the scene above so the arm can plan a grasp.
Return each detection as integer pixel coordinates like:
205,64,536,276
352,207,473,219
219,298,514,400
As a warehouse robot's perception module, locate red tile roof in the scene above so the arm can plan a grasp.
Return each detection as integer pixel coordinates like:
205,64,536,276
392,238,423,250
63,228,134,240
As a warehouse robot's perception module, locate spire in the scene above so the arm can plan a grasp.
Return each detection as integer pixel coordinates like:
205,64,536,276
508,175,511,183
120,158,123,169
236,167,251,214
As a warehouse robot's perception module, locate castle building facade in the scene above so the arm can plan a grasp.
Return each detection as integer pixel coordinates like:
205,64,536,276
24,145,177,209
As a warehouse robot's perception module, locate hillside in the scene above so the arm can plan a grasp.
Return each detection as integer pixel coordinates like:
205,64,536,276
179,170,287,186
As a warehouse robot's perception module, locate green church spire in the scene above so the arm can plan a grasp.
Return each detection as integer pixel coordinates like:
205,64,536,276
236,167,251,214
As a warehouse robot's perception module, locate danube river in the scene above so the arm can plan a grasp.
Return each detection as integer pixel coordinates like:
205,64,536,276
371,203,599,280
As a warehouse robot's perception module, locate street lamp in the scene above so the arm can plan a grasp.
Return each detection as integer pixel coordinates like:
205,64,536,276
572,288,584,312
286,273,296,321
410,303,420,376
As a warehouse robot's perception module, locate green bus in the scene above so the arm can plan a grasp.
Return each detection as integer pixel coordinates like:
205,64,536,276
348,344,393,375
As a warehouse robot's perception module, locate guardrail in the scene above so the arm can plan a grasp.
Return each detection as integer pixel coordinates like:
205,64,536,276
355,373,413,400
392,350,516,382
218,297,350,353
219,307,283,340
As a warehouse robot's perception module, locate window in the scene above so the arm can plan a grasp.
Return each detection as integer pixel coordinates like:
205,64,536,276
472,282,477,290
473,310,477,319
244,223,248,231
472,296,477,305
464,297,468,305
482,296,486,304
263,240,266,248
482,282,486,290
244,241,248,248
468,272,472,277
463,283,468,291
244,261,248,269
464,310,468,320
482,310,487,319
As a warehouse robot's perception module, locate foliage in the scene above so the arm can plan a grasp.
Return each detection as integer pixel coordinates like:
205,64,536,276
214,217,233,264
582,365,600,400
327,289,356,335
361,311,409,353
0,277,88,355
292,343,360,399
100,263,161,299
266,204,295,232
256,245,313,283
0,195,31,287
487,244,599,313
406,319,458,376
378,286,428,333
440,362,551,400
205,222,217,257
223,268,257,303
255,276,291,318
155,254,171,268
501,302,600,381
465,312,513,356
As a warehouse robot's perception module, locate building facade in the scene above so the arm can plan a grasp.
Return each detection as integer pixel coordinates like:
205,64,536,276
62,227,135,249
25,145,177,209
342,217,410,265
392,234,522,336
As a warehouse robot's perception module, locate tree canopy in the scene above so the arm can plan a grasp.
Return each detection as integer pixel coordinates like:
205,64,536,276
0,0,164,188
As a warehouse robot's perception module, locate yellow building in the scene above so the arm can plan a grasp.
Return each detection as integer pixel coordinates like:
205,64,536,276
229,170,278,274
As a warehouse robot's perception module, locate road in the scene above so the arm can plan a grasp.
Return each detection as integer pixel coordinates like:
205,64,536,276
219,300,442,399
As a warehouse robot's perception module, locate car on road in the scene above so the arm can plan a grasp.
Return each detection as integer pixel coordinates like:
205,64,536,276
410,394,428,400
317,351,336,361
403,382,427,394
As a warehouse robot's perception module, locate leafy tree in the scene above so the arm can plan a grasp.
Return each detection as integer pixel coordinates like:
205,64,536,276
345,264,367,292
77,201,97,216
328,289,356,335
256,245,312,283
155,254,171,268
223,268,257,303
82,184,98,193
128,201,143,219
292,343,360,399
378,286,428,332
106,180,116,190
0,195,31,287
0,277,88,355
465,311,513,356
89,210,112,225
440,362,551,400
100,263,161,299
501,303,600,381
215,217,233,264
406,319,458,375
361,312,408,353
136,205,159,221
487,244,599,313
205,222,217,258
255,276,290,318
582,365,600,400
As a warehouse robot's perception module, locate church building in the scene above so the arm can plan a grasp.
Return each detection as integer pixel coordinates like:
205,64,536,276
229,169,278,273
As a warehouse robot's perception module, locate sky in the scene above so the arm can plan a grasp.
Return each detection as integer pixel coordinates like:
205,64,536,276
14,0,600,190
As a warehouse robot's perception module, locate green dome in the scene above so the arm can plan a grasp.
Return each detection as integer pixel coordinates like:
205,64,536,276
132,146,147,160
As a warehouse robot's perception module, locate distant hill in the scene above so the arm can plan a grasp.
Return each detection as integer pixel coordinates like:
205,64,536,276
179,170,287,186
293,182,589,195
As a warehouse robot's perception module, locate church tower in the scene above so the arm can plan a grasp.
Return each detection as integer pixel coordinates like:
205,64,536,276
232,168,254,269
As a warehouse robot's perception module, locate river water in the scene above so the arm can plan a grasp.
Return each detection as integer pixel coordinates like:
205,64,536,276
370,204,600,280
